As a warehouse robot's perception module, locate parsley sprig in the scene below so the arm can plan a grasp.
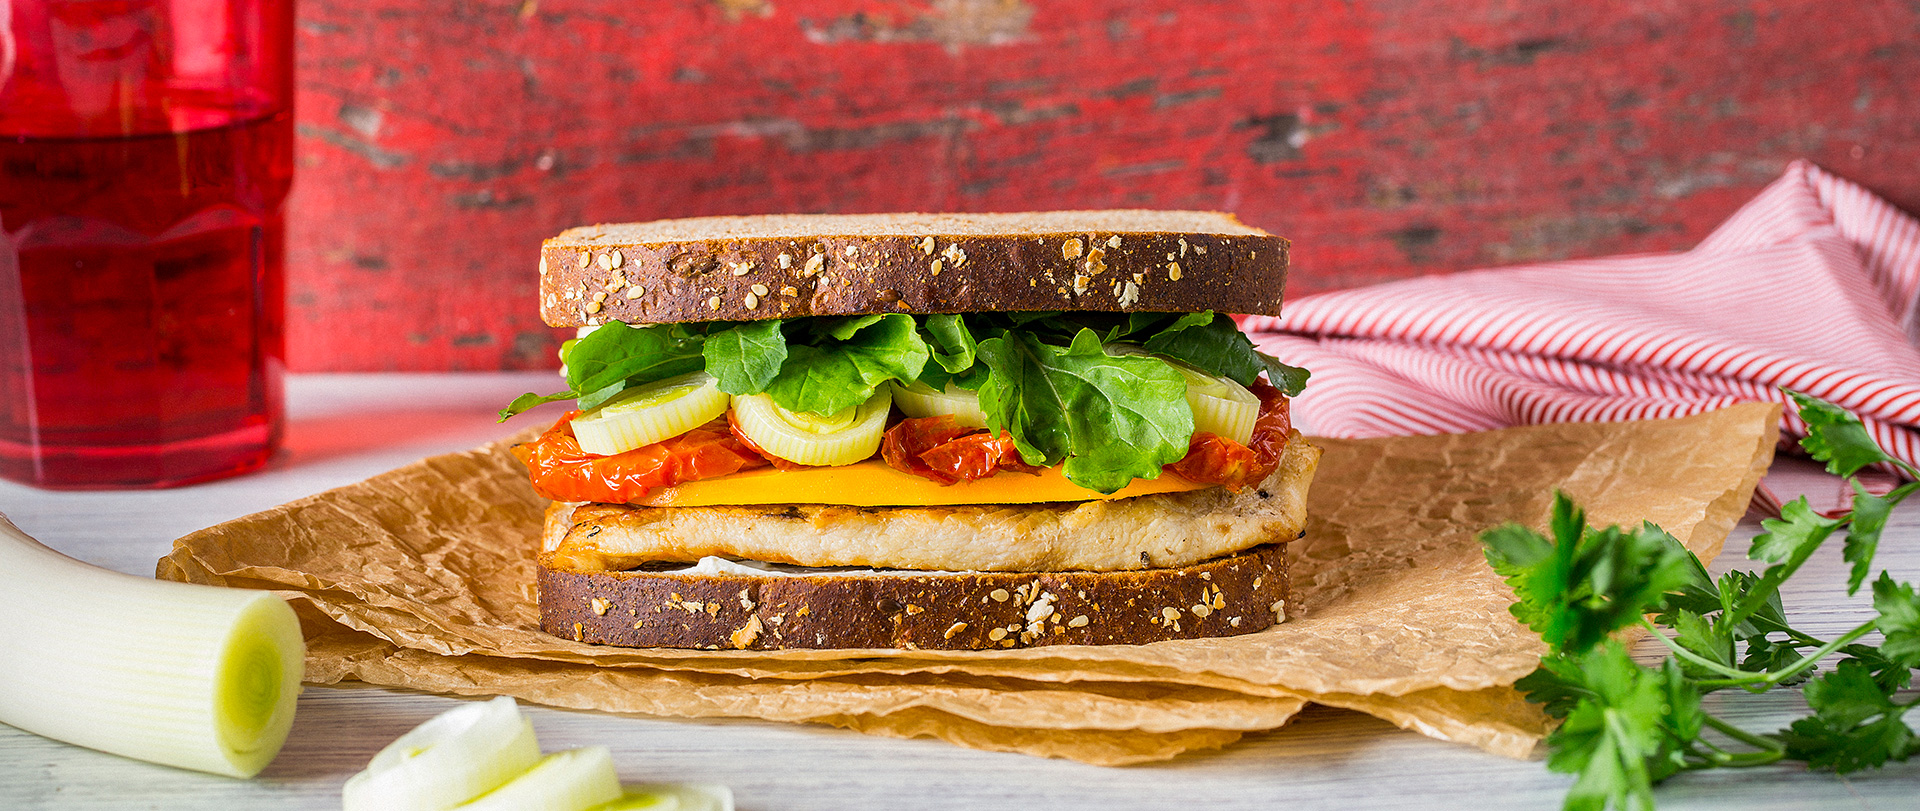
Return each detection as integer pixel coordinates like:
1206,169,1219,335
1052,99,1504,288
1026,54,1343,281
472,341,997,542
1481,391,1920,810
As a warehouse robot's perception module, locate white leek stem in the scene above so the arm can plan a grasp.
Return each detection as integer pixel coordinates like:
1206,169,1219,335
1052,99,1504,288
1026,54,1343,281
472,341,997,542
0,512,305,778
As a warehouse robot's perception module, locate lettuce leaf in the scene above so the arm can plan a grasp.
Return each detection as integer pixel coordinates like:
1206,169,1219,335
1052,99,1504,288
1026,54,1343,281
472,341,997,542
703,320,788,395
977,328,1193,493
764,314,931,415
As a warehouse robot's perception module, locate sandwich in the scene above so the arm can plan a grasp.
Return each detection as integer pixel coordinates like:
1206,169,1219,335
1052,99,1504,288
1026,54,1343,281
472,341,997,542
502,211,1319,650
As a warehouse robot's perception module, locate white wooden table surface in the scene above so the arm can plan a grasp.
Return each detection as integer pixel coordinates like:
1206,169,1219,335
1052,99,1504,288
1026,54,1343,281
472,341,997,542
2,373,1916,810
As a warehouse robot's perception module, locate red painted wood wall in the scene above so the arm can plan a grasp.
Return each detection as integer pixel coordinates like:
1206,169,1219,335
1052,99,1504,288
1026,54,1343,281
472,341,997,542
290,0,1920,371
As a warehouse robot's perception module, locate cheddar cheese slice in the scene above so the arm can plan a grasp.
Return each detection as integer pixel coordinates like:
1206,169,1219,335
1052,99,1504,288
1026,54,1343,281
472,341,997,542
632,459,1211,507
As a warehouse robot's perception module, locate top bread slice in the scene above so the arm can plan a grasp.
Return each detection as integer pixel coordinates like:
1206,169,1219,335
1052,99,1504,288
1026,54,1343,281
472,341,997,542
539,211,1290,327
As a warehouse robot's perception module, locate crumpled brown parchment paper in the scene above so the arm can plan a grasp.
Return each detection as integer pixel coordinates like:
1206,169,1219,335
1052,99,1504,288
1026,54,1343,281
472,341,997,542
158,402,1779,765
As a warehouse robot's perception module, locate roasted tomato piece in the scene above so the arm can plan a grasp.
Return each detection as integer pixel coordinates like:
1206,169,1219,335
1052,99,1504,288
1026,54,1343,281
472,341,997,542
513,412,770,503
1168,381,1293,491
882,415,1040,485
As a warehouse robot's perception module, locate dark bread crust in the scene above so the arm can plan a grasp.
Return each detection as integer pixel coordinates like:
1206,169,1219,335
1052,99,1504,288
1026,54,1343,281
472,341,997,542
539,543,1289,650
539,214,1289,326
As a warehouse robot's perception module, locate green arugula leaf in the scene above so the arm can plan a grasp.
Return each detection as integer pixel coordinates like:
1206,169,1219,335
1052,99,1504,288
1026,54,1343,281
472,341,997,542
1139,312,1266,386
976,328,1193,493
703,320,788,395
500,323,706,419
498,390,575,421
1481,494,1694,656
1872,572,1920,668
1844,481,1893,596
764,314,929,416
1257,351,1311,396
1780,659,1919,773
1788,390,1898,478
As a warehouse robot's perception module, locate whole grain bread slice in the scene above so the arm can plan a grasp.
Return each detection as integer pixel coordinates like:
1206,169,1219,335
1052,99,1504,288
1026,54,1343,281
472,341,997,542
539,542,1289,651
540,210,1289,326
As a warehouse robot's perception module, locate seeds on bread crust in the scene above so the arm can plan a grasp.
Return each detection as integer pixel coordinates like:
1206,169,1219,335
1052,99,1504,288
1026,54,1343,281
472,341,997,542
537,211,1289,326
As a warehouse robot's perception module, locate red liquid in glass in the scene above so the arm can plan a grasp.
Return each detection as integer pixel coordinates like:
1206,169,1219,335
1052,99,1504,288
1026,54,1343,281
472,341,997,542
0,112,291,488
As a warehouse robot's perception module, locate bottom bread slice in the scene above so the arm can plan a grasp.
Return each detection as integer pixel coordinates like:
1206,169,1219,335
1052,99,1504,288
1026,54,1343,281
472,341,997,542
539,542,1289,651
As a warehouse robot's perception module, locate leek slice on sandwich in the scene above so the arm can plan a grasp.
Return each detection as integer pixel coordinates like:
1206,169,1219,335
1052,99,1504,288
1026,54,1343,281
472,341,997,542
731,388,892,466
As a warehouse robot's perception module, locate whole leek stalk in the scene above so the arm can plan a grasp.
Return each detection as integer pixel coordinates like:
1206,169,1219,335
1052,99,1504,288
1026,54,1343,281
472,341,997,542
0,513,305,778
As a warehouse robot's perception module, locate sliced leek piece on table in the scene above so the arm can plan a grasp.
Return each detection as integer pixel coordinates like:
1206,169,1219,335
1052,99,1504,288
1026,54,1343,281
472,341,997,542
592,783,736,811
889,380,988,428
0,513,304,779
732,389,892,466
571,372,731,456
457,746,623,811
342,696,541,811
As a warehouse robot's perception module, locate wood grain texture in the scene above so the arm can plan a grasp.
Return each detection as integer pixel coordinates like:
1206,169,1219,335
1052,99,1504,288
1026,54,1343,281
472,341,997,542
285,0,1920,371
2,374,1918,809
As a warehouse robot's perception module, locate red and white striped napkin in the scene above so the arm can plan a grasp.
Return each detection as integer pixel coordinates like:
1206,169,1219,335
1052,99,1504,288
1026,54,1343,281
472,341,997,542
1244,161,1920,511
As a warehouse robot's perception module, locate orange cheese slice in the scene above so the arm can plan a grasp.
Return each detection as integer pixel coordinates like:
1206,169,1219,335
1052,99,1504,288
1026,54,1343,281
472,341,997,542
632,459,1211,507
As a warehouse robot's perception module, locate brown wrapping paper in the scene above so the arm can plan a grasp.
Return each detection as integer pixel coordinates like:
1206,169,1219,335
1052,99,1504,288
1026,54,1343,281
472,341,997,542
159,402,1780,765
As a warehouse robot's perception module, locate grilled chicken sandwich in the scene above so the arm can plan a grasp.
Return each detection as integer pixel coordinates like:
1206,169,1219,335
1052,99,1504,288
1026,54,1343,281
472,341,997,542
504,211,1320,650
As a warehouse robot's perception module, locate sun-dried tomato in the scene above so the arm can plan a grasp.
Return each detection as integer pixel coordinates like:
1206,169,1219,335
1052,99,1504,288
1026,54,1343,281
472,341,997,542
1166,382,1292,491
882,415,1040,485
512,412,770,503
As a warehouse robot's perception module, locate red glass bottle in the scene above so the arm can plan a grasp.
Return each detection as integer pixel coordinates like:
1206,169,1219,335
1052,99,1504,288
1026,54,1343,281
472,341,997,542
0,0,293,488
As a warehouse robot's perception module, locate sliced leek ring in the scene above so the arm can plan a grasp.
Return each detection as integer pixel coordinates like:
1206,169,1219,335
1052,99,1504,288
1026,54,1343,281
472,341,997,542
889,380,988,428
731,389,891,466
592,784,735,811
342,696,542,811
455,746,623,811
1175,364,1259,445
1107,346,1260,444
571,372,730,456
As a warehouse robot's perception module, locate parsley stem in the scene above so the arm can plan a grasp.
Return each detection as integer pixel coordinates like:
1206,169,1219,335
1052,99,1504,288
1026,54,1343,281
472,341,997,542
1694,620,1878,689
1701,714,1785,756
1637,618,1750,680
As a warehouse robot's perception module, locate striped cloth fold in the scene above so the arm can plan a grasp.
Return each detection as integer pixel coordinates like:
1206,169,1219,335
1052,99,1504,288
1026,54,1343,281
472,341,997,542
1244,161,1920,495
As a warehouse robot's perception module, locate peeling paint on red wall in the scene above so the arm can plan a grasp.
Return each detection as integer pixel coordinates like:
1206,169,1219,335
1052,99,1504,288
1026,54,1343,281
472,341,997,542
289,0,1920,370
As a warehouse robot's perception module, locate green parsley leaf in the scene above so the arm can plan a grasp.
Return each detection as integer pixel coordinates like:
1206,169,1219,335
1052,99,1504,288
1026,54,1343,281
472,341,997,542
1781,659,1919,773
1749,496,1843,564
1739,636,1815,686
1844,481,1893,596
1872,572,1920,668
703,320,788,395
1837,644,1914,693
1670,609,1735,676
1545,644,1700,811
976,328,1193,494
1788,390,1898,478
1481,493,1694,656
